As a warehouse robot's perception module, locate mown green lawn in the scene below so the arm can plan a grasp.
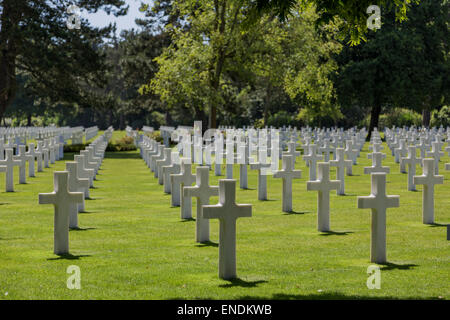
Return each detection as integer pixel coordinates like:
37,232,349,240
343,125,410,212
0,131,448,300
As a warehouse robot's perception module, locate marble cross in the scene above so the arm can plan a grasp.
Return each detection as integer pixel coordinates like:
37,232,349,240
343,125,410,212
426,142,444,174
283,142,301,167
163,152,180,194
80,150,98,178
34,141,44,172
38,171,84,255
74,154,95,191
0,148,22,192
250,148,272,200
413,158,444,224
171,158,196,218
25,143,38,177
184,166,219,242
13,145,33,184
364,152,390,175
203,179,252,280
156,148,172,184
302,144,323,181
344,140,358,166
273,155,301,212
329,148,352,195
358,173,400,264
307,162,340,231
400,146,422,191
66,162,90,229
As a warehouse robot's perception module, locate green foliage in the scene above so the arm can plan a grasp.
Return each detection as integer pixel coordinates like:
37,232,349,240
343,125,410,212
245,0,419,45
360,108,421,129
267,111,298,128
148,131,163,144
430,106,450,127
63,144,88,153
106,136,137,152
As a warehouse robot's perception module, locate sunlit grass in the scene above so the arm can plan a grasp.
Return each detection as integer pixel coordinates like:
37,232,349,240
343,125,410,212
0,131,448,300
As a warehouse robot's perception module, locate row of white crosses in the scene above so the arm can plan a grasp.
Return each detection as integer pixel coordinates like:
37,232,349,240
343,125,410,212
38,129,113,255
383,127,448,224
0,135,66,192
138,132,253,280
138,124,447,269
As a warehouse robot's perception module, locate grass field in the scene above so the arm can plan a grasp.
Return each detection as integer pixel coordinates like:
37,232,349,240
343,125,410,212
0,131,448,300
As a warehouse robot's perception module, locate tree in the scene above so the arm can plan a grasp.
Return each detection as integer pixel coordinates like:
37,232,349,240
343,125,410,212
246,0,419,45
0,0,128,121
335,0,449,139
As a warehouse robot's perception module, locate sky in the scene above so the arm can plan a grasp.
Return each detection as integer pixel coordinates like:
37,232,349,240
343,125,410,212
83,0,149,33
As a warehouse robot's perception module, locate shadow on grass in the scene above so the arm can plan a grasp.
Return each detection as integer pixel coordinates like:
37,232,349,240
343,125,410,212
340,193,357,197
169,291,442,299
195,241,218,248
319,231,354,236
47,253,91,261
219,278,268,288
104,152,141,159
181,218,195,222
379,262,418,271
283,211,309,215
428,223,448,227
70,227,97,231
78,211,98,214
241,188,256,191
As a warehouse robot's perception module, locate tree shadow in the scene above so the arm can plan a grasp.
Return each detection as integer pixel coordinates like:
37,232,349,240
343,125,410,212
47,253,91,261
319,231,354,236
70,227,97,231
379,262,418,271
195,241,218,248
219,278,268,288
283,210,309,215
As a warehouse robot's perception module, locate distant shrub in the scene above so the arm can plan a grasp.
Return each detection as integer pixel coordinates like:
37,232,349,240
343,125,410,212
64,144,87,153
106,136,137,152
148,131,163,143
430,106,450,128
361,108,421,129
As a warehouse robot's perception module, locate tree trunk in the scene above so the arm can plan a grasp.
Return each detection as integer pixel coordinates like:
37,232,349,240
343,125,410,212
422,108,431,128
263,82,271,126
366,104,381,141
0,0,22,121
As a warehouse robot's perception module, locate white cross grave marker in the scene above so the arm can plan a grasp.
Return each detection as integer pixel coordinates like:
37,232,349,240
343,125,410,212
307,162,340,232
357,173,400,264
413,158,444,224
0,148,22,192
329,148,352,195
66,162,90,228
184,166,219,242
400,146,422,191
203,179,252,279
273,155,301,212
38,171,84,255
